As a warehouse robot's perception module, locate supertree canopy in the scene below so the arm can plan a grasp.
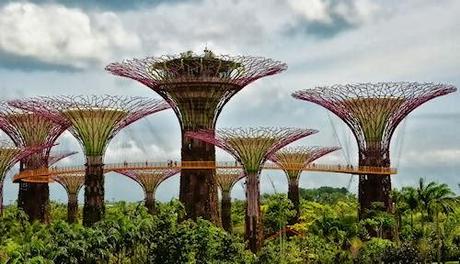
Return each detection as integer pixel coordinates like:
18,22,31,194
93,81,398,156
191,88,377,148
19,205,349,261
0,103,69,223
106,50,287,224
186,127,318,252
10,95,171,226
53,172,85,223
269,146,340,223
292,82,457,219
215,169,244,232
115,168,180,214
0,140,52,214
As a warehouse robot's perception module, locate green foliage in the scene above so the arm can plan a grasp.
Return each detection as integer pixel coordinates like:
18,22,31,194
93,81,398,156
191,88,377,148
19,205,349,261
2,180,460,263
0,200,252,264
262,194,295,235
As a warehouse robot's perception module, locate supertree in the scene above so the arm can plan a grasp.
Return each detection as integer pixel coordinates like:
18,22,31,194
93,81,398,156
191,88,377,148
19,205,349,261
0,103,69,222
115,168,180,214
53,172,85,223
186,127,318,252
215,169,244,232
10,95,171,226
0,140,52,215
106,50,287,224
292,82,457,219
269,146,340,223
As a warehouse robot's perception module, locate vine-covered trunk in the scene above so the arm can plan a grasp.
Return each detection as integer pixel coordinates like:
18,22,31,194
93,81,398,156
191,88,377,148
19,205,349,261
83,156,105,226
359,149,392,237
18,158,50,223
180,132,219,224
287,177,300,224
145,191,155,215
0,180,3,216
221,190,232,232
67,193,78,223
245,171,263,253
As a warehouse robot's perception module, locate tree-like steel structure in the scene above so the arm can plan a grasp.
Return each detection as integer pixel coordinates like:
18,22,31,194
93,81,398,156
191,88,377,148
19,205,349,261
10,95,170,226
186,127,318,252
0,103,69,223
269,146,340,223
292,82,457,219
53,172,85,223
216,169,244,232
106,50,287,224
115,168,180,214
0,140,52,215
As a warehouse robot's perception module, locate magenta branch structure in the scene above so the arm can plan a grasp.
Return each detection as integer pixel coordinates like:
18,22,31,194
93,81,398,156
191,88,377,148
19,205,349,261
186,127,318,252
106,50,287,224
0,102,69,223
292,82,457,220
53,172,85,223
115,168,180,214
0,140,53,215
10,95,170,226
269,146,340,223
216,169,244,232
48,151,78,167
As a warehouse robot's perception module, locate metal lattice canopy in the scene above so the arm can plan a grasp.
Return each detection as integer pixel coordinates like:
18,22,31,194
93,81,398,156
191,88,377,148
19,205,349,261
105,50,288,130
9,95,171,157
186,127,319,173
53,172,85,196
270,146,341,180
115,169,180,194
0,102,69,166
216,169,244,192
48,151,78,167
292,82,457,155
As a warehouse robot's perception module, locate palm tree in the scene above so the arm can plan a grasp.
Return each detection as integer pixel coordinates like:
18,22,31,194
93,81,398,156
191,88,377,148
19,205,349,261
400,187,419,232
416,178,460,263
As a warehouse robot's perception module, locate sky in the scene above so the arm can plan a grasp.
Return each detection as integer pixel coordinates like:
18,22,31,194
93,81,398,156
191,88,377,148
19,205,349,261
0,0,459,204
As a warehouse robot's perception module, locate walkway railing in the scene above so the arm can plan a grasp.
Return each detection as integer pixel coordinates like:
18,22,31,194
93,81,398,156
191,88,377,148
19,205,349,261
14,160,397,182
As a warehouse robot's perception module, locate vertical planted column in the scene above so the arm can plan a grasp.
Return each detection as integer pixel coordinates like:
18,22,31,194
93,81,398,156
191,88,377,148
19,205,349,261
0,141,52,216
53,173,85,223
293,82,457,220
115,169,180,214
216,169,244,232
0,103,69,223
187,127,318,252
10,95,170,226
269,146,340,223
106,50,287,224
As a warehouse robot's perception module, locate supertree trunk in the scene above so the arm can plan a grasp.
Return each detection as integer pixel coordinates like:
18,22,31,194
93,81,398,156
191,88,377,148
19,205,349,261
245,171,263,253
67,193,78,223
287,177,300,224
19,159,50,223
180,133,219,224
358,150,392,219
83,156,105,226
145,191,156,215
221,190,232,232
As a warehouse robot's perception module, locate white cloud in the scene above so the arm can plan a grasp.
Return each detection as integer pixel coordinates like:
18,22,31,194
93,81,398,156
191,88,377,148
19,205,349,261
0,2,141,69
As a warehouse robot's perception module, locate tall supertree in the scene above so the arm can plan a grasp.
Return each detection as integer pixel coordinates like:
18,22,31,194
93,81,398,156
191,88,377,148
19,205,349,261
0,103,69,222
215,169,244,233
186,127,318,252
106,50,287,224
10,95,170,226
115,168,180,214
0,140,52,215
292,82,456,219
269,146,340,223
53,172,85,223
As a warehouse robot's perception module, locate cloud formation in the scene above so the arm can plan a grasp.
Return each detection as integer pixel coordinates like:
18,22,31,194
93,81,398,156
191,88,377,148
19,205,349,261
0,2,140,70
